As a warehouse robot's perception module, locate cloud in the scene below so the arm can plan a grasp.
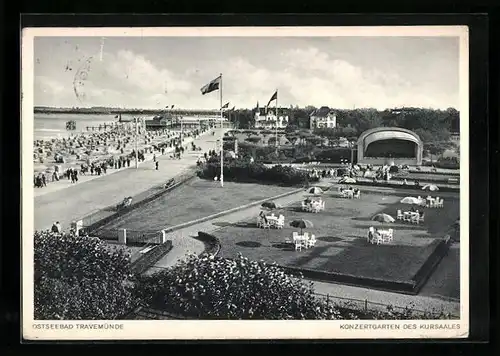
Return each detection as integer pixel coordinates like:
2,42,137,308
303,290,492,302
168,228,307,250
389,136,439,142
33,43,458,110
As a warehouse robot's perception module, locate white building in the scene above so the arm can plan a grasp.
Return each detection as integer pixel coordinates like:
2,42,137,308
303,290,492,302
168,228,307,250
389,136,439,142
254,108,289,129
309,106,337,129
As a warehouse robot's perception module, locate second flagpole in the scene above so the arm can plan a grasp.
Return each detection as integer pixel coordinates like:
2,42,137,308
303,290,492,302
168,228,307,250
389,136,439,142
220,73,224,188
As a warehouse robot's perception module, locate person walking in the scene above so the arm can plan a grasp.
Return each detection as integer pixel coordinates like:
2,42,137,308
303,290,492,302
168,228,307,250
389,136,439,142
51,222,59,233
155,161,159,170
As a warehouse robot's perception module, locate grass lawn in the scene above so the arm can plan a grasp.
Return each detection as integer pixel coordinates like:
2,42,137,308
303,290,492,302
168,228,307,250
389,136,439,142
97,177,297,232
215,186,460,283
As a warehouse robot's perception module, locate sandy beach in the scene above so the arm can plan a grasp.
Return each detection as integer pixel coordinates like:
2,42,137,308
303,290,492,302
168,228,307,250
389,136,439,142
33,123,209,187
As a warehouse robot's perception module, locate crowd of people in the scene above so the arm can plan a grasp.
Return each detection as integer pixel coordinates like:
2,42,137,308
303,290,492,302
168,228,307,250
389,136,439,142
34,123,207,189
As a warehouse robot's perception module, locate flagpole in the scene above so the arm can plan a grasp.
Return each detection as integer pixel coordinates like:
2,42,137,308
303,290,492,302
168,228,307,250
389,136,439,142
275,89,279,148
220,73,224,188
135,117,138,169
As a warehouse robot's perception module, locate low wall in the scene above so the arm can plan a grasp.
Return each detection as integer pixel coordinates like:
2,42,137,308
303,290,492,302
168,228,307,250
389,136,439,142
348,180,460,193
411,238,452,293
130,241,173,275
195,231,221,256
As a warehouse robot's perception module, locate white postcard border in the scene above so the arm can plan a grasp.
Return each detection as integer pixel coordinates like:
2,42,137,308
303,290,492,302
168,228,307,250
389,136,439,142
22,25,470,340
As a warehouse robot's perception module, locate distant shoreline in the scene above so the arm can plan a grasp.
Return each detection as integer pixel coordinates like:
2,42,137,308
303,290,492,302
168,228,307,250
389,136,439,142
34,107,162,115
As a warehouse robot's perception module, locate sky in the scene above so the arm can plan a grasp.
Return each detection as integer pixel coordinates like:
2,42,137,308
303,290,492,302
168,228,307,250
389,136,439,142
33,36,460,110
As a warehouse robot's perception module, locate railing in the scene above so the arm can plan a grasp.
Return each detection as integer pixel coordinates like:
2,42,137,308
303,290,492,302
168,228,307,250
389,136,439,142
313,292,459,319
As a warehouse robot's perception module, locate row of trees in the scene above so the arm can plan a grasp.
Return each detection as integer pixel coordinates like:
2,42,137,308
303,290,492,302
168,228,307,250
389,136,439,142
35,231,454,320
227,106,459,135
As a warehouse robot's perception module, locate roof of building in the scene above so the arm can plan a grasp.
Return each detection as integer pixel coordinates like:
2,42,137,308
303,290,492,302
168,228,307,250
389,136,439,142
310,106,334,118
357,127,422,147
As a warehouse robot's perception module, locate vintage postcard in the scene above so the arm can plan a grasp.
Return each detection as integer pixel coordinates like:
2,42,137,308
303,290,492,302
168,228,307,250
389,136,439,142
22,26,469,340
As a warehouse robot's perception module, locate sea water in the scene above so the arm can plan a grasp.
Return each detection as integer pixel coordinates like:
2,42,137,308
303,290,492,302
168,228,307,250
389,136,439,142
33,113,138,140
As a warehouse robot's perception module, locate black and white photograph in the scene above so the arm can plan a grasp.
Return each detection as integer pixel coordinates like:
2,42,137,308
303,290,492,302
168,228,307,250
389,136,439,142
22,26,468,340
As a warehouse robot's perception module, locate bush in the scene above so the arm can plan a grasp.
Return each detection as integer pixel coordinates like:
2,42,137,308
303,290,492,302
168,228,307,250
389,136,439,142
34,231,136,320
245,136,262,144
134,254,341,319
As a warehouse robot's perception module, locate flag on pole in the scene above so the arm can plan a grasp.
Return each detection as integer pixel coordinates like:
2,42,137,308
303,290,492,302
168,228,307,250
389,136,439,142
221,102,230,109
231,106,236,111
171,105,175,109
267,91,278,106
200,75,221,95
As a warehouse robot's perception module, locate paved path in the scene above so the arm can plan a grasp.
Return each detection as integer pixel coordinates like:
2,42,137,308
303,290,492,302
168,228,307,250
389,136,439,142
34,128,227,231
311,280,460,316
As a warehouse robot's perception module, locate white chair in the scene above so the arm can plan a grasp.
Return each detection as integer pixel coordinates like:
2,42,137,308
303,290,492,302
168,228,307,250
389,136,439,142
294,240,304,251
397,209,403,220
411,214,419,224
303,232,310,240
306,234,317,248
374,234,384,245
277,215,285,229
386,229,394,242
301,201,307,211
403,212,411,222
419,213,425,223
437,198,444,208
354,190,361,199
261,220,271,229
292,231,299,242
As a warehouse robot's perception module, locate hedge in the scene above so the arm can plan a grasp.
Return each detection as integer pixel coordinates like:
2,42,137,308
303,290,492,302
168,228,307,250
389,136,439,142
198,160,319,186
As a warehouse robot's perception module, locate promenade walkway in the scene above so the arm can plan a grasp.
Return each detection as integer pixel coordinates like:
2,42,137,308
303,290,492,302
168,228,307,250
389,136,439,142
33,128,226,231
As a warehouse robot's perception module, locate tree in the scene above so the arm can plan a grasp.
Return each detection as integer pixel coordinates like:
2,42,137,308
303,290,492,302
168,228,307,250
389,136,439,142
285,124,298,133
135,253,340,319
34,231,135,320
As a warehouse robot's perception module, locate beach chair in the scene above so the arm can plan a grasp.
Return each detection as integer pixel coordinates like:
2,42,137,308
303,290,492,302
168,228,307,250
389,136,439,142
397,209,403,220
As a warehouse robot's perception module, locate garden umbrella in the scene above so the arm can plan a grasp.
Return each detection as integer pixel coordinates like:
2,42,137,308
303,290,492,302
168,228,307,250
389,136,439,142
307,187,324,195
422,184,439,192
289,219,314,235
400,196,420,205
339,177,357,184
371,213,395,223
261,201,280,210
